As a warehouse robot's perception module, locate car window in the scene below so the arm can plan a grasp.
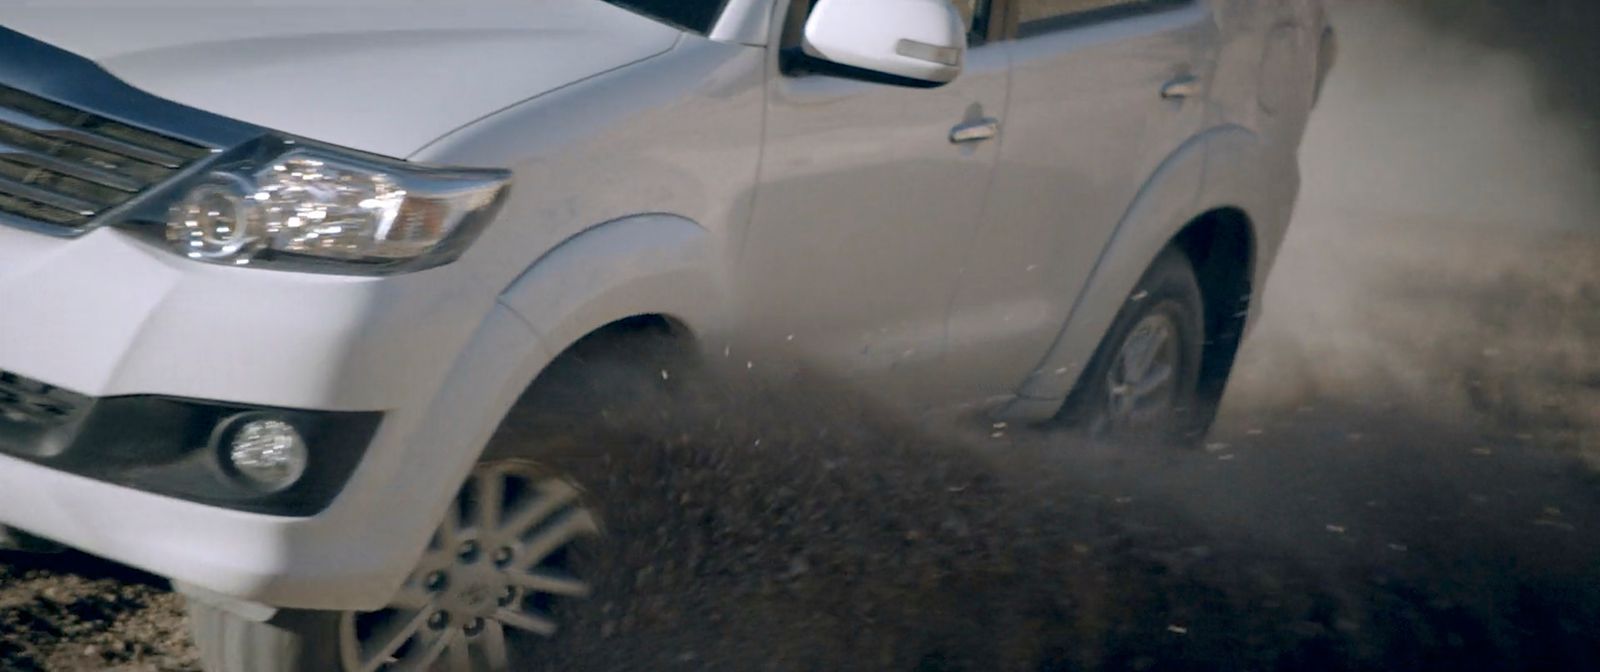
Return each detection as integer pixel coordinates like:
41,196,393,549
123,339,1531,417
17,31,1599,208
600,0,730,34
952,0,995,40
1017,0,1188,36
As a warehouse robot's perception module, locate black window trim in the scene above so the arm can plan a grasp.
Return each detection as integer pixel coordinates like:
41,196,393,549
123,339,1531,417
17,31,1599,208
600,0,733,35
1004,0,1197,40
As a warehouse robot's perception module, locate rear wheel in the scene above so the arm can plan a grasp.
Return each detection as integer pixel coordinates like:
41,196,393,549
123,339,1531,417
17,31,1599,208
1057,246,1208,441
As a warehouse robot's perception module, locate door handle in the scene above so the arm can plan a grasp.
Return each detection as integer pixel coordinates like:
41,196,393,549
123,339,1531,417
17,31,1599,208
1161,75,1202,100
950,117,1000,144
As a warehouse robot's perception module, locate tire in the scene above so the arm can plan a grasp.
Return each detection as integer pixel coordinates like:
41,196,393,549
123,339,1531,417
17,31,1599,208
187,604,340,672
1056,246,1209,442
188,319,688,672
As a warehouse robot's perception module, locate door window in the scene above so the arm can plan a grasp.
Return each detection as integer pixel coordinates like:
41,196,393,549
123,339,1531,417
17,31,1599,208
1016,0,1189,36
600,0,729,34
953,0,996,42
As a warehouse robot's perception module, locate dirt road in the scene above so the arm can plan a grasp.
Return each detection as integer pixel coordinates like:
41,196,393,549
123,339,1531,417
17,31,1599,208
3,3,1597,671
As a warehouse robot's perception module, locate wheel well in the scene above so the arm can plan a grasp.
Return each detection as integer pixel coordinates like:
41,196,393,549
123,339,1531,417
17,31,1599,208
573,314,683,347
534,312,689,384
1171,207,1255,407
544,313,691,375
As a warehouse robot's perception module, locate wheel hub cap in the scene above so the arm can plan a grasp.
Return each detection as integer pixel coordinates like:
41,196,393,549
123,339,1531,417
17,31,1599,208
1105,312,1181,428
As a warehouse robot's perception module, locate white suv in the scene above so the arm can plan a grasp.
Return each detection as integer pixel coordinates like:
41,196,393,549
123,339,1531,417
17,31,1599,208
0,0,1332,669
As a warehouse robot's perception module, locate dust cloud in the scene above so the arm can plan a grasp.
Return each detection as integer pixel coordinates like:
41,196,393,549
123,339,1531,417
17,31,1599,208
1225,0,1600,462
524,5,1600,670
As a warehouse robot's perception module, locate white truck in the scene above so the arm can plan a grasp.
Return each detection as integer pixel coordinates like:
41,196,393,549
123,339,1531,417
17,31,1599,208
0,0,1332,669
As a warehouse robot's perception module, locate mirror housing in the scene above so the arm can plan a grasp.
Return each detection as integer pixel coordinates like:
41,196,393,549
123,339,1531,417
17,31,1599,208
801,0,967,86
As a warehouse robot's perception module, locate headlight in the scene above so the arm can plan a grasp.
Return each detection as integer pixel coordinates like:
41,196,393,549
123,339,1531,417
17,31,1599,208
115,135,509,275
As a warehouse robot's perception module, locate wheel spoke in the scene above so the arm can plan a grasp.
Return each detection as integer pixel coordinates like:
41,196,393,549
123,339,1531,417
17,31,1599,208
475,470,505,530
1111,350,1133,388
496,608,559,636
1132,362,1175,399
480,621,510,670
509,568,592,598
435,497,464,550
389,628,454,672
358,609,429,672
445,633,472,672
349,465,598,671
500,479,580,538
517,509,600,569
1126,331,1159,382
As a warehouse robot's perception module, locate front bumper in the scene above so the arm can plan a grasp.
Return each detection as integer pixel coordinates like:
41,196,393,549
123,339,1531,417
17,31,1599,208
0,222,533,610
0,373,382,516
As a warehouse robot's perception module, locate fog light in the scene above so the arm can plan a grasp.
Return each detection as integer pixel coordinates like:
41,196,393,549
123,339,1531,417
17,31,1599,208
226,418,308,491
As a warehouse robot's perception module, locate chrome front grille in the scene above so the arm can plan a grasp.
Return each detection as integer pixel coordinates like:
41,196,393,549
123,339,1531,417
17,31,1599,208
0,84,210,232
0,369,88,428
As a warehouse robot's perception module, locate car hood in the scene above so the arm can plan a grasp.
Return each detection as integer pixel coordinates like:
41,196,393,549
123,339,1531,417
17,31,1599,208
0,1,681,158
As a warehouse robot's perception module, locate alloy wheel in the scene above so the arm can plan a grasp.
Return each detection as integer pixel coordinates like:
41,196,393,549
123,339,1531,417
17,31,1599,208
339,462,600,671
1104,311,1182,429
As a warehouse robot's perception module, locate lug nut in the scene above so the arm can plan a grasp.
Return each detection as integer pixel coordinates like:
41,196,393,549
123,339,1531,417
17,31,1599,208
424,571,448,592
492,546,515,567
498,586,518,607
458,540,480,562
427,611,450,630
463,617,485,636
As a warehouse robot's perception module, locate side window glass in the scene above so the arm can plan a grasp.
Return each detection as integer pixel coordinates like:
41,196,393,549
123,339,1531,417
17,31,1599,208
600,0,729,35
1017,0,1187,36
953,0,994,42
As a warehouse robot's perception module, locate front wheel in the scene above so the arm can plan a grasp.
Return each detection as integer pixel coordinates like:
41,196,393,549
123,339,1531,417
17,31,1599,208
187,322,686,672
1057,246,1209,441
187,462,601,672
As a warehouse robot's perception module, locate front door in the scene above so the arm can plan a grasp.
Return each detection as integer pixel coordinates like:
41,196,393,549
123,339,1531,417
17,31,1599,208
736,0,1009,402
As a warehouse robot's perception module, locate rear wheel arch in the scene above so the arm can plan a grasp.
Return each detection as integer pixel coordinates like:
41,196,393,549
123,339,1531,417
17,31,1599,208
1002,122,1287,420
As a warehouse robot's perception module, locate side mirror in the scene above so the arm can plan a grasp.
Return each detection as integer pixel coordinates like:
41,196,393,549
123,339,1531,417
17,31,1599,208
801,0,967,86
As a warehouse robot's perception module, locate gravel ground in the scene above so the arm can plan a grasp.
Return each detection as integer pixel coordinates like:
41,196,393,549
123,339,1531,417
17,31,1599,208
3,2,1598,671
0,553,194,671
2,368,1597,672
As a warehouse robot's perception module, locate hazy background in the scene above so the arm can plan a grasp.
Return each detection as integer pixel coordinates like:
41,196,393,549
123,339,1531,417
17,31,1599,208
1226,0,1600,465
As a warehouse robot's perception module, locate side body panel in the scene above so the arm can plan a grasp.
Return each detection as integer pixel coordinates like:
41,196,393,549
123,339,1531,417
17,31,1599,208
996,0,1322,416
731,7,1009,402
938,4,1218,404
415,37,766,340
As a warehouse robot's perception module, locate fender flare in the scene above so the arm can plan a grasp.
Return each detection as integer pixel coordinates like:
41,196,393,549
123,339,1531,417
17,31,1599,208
330,214,728,609
498,213,729,351
1002,124,1278,418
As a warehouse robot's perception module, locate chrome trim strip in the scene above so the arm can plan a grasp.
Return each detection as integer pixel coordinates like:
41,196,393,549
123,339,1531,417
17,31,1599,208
0,174,97,215
896,39,963,67
0,27,261,152
0,27,265,237
0,139,145,192
0,105,184,167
